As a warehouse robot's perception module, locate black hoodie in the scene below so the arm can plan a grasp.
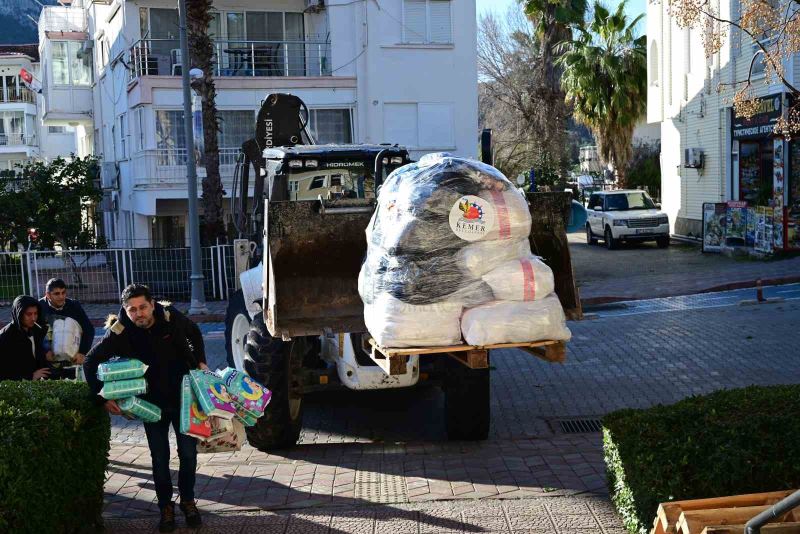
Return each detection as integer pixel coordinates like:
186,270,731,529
0,296,49,381
83,302,202,411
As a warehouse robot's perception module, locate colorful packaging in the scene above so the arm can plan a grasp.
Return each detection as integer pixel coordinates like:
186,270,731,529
180,375,212,439
188,369,237,420
99,377,148,400
233,405,259,427
196,418,246,454
97,357,148,382
221,368,272,417
117,396,161,423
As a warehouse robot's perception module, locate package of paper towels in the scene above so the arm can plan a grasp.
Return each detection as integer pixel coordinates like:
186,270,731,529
460,294,572,346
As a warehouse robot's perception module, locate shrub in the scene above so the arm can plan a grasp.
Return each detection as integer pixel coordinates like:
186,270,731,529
603,385,800,533
0,380,110,533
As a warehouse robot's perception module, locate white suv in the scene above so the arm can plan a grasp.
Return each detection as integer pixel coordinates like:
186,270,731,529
585,190,670,249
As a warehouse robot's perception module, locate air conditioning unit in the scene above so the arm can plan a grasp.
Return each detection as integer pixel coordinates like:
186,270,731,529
101,161,119,189
684,148,704,169
305,0,324,12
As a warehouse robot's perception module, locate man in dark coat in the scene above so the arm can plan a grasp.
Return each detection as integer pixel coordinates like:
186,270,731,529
39,277,95,365
0,295,52,381
83,284,207,532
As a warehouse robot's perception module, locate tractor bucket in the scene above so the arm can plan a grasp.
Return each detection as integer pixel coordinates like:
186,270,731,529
263,197,375,339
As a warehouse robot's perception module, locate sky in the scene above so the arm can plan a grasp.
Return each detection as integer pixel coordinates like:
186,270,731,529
475,0,647,29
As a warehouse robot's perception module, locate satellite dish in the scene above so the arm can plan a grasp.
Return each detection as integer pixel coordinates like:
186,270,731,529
516,174,526,185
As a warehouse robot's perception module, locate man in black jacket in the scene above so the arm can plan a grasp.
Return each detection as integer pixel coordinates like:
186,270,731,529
0,295,52,381
83,284,207,532
39,278,95,365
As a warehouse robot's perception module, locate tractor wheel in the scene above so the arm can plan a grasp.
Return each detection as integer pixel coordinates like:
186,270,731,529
224,289,250,371
443,354,490,441
243,312,306,451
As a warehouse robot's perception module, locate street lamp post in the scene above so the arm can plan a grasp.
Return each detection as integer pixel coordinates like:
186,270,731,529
178,0,208,315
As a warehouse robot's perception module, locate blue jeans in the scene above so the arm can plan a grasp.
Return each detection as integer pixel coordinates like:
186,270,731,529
143,410,197,509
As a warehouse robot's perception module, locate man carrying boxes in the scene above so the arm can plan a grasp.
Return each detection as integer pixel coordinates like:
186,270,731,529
84,284,207,533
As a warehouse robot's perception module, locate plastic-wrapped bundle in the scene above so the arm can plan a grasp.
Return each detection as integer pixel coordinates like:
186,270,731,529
188,370,237,420
220,367,272,417
180,375,212,438
364,294,463,348
482,256,555,301
99,377,148,400
50,317,82,362
460,294,572,346
118,396,162,423
361,154,529,324
457,239,532,278
97,357,148,381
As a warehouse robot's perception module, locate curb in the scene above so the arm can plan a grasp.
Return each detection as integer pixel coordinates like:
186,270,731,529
580,275,800,310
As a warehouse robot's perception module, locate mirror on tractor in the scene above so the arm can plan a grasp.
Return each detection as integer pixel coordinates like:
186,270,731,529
593,205,603,211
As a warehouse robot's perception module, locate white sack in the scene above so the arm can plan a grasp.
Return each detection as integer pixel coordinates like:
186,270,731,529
51,316,82,361
365,293,462,348
457,238,532,278
482,256,555,302
477,188,531,242
460,294,571,346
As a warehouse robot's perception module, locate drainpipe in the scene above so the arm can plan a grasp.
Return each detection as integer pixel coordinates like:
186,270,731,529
744,490,800,534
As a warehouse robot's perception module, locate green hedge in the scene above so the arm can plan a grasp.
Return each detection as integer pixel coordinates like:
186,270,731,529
0,381,111,533
603,384,800,534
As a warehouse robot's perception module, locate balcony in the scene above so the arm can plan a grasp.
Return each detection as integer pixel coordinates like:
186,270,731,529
0,88,36,105
130,148,240,189
39,6,88,35
0,134,36,147
129,39,331,82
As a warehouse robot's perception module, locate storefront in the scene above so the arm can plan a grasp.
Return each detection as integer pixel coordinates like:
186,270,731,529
704,93,799,253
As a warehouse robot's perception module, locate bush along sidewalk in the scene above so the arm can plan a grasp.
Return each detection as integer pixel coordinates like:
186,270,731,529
0,381,110,533
603,384,800,534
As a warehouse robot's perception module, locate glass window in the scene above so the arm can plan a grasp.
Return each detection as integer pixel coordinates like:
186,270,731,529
0,111,25,145
217,110,253,149
589,194,600,209
149,8,179,60
70,41,92,85
604,192,656,211
309,176,326,189
309,109,353,144
117,114,127,159
155,110,186,165
52,42,70,84
330,174,343,186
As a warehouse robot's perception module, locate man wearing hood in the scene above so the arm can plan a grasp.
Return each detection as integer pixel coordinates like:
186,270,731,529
83,284,207,533
0,295,52,381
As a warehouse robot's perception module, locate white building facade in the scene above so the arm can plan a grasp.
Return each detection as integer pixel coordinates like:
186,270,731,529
648,0,800,251
37,0,479,247
0,44,80,173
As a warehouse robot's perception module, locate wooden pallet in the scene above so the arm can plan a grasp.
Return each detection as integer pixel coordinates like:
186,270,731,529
367,338,566,376
652,490,799,534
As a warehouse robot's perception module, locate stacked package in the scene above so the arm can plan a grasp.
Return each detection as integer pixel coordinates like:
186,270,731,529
97,357,161,423
359,154,571,347
180,368,272,453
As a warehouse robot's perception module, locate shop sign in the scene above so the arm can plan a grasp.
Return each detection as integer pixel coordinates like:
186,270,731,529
731,94,783,140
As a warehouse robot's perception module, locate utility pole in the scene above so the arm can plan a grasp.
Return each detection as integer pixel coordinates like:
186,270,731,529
178,0,208,315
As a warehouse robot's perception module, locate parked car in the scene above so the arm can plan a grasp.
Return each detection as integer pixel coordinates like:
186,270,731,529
585,190,670,249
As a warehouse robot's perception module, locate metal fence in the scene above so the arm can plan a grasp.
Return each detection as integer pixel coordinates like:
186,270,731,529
0,245,236,305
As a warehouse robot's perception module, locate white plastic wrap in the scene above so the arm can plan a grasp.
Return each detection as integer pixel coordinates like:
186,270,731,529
477,189,532,242
457,238,532,278
51,316,82,362
460,294,572,346
364,294,463,348
482,256,555,302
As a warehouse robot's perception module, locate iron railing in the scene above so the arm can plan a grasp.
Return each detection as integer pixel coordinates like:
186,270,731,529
0,134,36,147
0,88,36,104
129,38,331,81
130,147,240,187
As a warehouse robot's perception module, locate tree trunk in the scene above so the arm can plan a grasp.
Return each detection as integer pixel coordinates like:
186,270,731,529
186,0,225,244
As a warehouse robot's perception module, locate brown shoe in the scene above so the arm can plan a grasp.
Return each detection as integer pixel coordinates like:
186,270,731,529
158,503,176,533
179,500,202,529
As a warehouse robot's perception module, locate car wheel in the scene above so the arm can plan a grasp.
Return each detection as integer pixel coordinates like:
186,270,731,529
604,227,617,250
586,224,597,245
657,236,670,248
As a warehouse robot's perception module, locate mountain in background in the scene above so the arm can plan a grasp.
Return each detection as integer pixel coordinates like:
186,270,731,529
0,0,58,45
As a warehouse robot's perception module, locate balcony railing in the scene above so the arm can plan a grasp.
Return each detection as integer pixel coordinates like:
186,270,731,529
129,38,331,81
0,134,36,147
130,148,241,188
0,88,36,104
39,6,88,34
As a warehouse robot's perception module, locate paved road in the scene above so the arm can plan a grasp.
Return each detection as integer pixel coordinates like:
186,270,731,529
105,291,800,531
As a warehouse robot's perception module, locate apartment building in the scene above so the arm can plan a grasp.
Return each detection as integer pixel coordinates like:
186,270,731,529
0,44,79,173
648,0,799,251
37,0,479,247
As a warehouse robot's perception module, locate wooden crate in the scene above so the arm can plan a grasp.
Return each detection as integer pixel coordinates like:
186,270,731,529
367,338,566,375
651,490,800,534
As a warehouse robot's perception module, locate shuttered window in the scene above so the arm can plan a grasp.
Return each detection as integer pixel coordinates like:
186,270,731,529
403,0,452,44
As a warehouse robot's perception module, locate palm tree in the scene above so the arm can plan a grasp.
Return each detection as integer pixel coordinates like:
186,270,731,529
522,0,587,181
558,1,646,187
186,0,225,242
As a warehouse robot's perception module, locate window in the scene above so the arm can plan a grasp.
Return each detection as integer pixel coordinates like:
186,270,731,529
288,180,299,193
217,110,254,149
649,41,659,86
383,102,454,149
117,114,127,159
0,111,25,145
309,176,326,190
308,109,353,144
48,125,67,134
155,110,186,165
330,174,343,187
403,0,452,44
588,194,601,209
134,107,145,152
51,41,92,86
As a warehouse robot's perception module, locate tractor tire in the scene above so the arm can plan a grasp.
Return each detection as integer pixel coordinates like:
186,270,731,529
224,289,250,371
443,354,490,441
243,312,306,451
